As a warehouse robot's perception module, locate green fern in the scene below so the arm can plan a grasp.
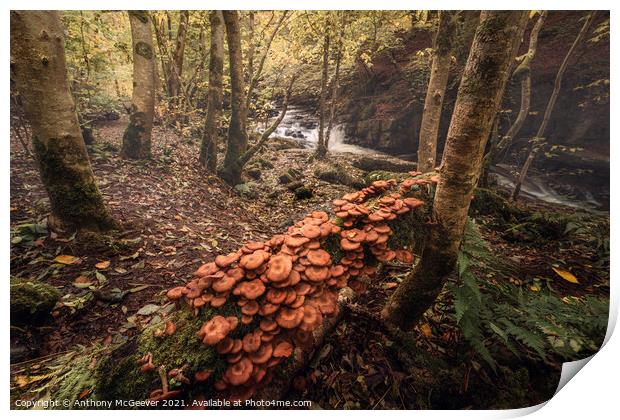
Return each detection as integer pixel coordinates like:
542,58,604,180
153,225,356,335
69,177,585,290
449,218,608,369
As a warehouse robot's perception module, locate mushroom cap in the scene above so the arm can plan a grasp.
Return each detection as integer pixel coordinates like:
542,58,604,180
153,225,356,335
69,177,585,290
166,286,186,301
199,316,230,345
300,304,323,331
300,224,321,239
342,229,366,243
225,357,253,386
403,197,425,209
340,238,361,251
266,255,293,282
305,265,330,282
242,331,262,353
276,307,304,329
234,279,266,300
294,282,312,295
266,288,288,305
215,252,240,268
306,249,331,266
260,318,278,332
194,369,213,382
210,295,227,308
374,224,391,234
216,337,235,354
273,340,294,358
226,267,245,282
250,343,274,364
330,265,345,277
241,300,260,315
285,234,310,248
195,262,218,277
240,251,267,270
259,302,280,316
395,249,414,264
164,321,176,336
245,241,266,251
212,276,237,293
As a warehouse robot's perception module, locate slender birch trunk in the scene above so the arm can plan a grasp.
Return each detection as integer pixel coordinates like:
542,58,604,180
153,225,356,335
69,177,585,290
383,11,529,329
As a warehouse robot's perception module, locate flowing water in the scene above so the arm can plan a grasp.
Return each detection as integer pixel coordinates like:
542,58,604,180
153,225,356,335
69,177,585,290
264,106,606,213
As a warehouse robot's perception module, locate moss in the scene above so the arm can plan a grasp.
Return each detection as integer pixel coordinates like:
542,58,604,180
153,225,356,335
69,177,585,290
74,231,138,257
32,135,116,231
364,170,409,185
10,277,61,326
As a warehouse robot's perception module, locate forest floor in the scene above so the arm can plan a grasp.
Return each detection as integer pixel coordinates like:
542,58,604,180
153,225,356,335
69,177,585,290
10,117,610,409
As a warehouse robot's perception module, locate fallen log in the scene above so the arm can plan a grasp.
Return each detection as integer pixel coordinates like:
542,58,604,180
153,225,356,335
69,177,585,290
10,172,434,409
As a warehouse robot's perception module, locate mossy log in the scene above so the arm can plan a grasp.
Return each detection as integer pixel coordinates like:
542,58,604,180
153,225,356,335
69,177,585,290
10,177,433,409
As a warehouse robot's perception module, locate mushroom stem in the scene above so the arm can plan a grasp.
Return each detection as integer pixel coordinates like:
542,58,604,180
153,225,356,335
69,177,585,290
158,365,169,394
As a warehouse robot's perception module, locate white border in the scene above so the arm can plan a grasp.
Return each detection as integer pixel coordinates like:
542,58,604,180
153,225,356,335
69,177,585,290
2,2,616,419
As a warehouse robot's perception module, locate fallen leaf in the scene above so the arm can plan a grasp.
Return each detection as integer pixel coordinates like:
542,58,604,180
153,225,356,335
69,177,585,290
54,255,80,265
383,282,398,289
137,304,161,316
78,389,90,399
73,275,92,288
530,284,541,292
552,267,579,284
420,323,432,338
95,260,110,269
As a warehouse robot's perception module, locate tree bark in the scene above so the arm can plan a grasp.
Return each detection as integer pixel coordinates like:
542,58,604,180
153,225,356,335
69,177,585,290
219,11,249,186
480,11,547,187
314,14,331,159
10,10,116,232
511,11,595,201
199,11,225,172
324,12,345,151
383,11,528,330
416,11,457,173
168,11,189,103
122,11,155,160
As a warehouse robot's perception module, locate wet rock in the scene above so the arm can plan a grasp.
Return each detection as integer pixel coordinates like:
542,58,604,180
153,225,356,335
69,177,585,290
246,166,262,180
352,156,417,173
315,164,365,189
269,137,303,151
293,185,313,200
278,168,303,185
234,182,259,199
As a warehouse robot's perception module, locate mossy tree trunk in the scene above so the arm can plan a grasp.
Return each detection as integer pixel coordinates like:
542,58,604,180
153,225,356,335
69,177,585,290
416,11,457,173
383,11,528,330
198,11,224,172
314,13,331,160
10,10,116,233
219,11,249,186
168,11,189,105
511,11,595,201
122,11,155,160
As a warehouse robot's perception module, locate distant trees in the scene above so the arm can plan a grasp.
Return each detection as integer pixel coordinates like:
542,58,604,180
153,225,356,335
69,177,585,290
199,11,224,172
313,14,332,159
384,11,528,329
511,12,596,200
121,11,155,159
480,11,547,187
10,10,116,232
416,11,457,173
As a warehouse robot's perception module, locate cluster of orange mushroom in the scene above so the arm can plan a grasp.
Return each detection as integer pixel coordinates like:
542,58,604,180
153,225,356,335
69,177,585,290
161,176,428,401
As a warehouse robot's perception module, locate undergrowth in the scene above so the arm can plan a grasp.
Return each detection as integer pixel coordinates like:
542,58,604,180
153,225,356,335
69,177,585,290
447,218,608,370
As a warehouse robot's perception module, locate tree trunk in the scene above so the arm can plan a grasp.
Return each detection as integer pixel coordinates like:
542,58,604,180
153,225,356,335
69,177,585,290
199,11,225,172
480,11,547,186
314,14,331,159
168,11,189,104
219,11,248,186
383,11,528,330
511,11,595,201
121,11,155,160
416,11,457,173
10,10,116,232
324,12,345,151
